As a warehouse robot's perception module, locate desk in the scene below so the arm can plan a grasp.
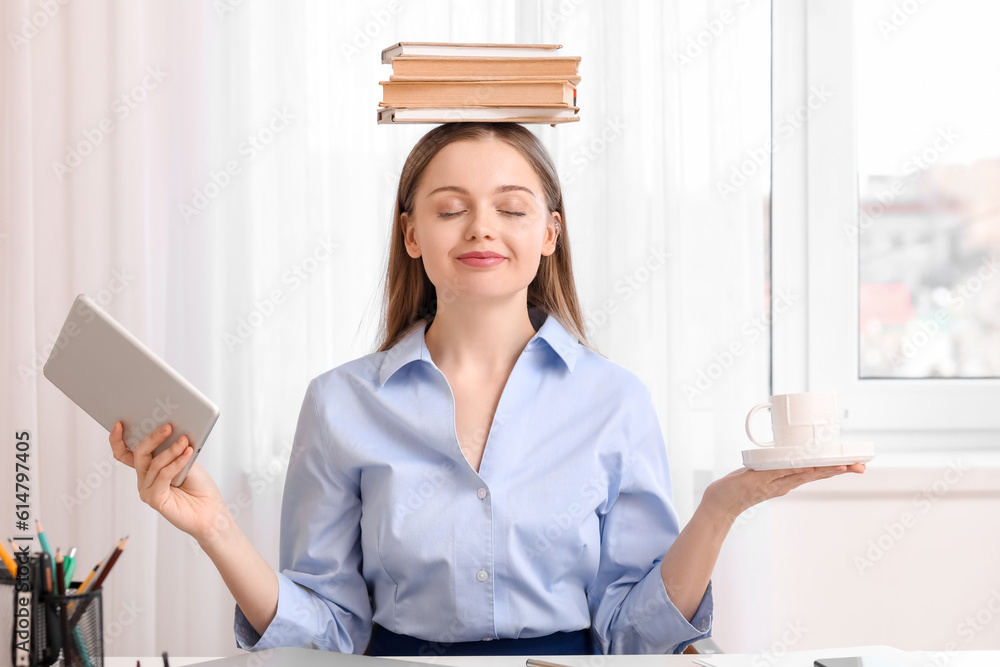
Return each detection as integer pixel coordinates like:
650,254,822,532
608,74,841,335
108,645,1000,666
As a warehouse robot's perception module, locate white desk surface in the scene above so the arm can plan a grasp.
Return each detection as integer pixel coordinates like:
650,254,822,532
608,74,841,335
111,645,1000,667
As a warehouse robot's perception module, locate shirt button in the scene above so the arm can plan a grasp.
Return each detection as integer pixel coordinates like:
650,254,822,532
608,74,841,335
476,569,488,582
477,487,487,499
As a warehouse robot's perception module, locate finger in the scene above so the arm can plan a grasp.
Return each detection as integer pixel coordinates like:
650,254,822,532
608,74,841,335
109,422,135,469
138,444,194,510
132,423,174,481
160,444,195,483
138,441,194,507
139,435,190,495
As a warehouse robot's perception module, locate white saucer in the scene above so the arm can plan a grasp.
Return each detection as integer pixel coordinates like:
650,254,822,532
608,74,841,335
741,442,875,471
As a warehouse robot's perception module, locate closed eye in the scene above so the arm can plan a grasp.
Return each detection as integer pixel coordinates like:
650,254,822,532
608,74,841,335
437,210,527,218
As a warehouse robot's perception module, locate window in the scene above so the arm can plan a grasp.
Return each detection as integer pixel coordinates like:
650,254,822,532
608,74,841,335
772,0,1000,452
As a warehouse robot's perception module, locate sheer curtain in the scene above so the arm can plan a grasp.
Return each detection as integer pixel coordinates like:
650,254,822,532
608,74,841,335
1,0,770,656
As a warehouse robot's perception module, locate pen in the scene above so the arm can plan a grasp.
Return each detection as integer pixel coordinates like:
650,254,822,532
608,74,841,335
526,660,573,667
162,651,169,667
36,520,54,560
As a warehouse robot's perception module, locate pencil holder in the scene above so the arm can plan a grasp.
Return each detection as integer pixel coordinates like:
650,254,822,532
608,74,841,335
36,587,103,667
5,554,104,667
2,566,19,666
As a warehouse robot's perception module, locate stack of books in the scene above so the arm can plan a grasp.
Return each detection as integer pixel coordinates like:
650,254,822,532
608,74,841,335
377,41,581,125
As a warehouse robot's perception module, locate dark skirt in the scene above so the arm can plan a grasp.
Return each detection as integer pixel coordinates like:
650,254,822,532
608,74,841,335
367,623,596,657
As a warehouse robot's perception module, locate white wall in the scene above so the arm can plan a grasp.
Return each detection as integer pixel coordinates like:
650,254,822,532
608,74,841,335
711,466,1000,653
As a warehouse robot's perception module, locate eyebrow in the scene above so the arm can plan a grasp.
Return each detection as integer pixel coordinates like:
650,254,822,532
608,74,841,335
426,185,536,198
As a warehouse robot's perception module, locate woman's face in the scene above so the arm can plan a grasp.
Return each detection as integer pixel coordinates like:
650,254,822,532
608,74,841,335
401,137,560,305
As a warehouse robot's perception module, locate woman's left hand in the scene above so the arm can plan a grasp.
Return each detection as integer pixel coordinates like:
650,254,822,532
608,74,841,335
702,463,866,524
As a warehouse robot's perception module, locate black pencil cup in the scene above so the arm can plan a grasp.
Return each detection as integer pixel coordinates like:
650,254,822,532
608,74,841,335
3,554,104,667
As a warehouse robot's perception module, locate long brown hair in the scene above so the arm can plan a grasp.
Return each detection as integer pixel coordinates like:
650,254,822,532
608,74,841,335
375,122,601,358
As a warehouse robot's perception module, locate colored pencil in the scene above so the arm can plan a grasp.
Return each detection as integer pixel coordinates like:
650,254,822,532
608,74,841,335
89,536,128,591
36,520,54,560
0,539,16,577
75,560,101,595
55,549,66,595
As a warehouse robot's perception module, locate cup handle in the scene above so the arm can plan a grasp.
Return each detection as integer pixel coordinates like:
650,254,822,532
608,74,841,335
745,402,775,447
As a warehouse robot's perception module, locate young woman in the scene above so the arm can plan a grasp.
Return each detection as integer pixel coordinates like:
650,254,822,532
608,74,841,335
110,122,865,657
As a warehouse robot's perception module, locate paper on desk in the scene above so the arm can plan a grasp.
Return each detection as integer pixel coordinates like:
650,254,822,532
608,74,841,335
691,657,748,667
689,646,934,667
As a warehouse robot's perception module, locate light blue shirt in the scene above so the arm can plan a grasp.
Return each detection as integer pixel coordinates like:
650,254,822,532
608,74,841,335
233,307,713,654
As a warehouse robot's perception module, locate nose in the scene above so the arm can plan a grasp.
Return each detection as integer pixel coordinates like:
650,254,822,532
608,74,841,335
465,205,497,240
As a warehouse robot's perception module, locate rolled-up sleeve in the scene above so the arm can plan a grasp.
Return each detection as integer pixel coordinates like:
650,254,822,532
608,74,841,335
232,378,373,653
588,386,714,654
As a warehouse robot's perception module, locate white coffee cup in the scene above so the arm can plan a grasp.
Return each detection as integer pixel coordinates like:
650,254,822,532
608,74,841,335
745,392,841,448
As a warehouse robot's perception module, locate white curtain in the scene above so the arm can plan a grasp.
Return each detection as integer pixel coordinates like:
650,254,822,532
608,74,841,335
1,0,770,657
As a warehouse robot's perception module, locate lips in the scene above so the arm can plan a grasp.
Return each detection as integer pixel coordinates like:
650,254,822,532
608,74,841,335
458,251,505,259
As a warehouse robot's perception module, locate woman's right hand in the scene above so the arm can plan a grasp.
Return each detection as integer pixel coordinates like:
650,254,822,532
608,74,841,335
110,421,230,544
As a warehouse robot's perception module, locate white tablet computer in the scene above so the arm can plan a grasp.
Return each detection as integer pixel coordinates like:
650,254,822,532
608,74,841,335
43,294,220,487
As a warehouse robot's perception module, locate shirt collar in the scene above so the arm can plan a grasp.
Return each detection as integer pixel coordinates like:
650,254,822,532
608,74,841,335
378,307,581,386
